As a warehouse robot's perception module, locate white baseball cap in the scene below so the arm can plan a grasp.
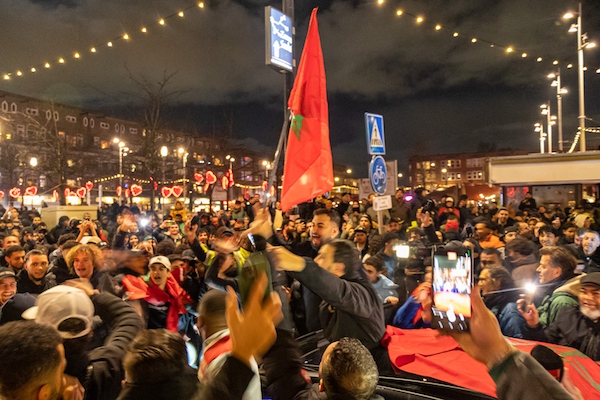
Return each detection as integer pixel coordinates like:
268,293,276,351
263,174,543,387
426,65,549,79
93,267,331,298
149,255,171,271
22,285,94,339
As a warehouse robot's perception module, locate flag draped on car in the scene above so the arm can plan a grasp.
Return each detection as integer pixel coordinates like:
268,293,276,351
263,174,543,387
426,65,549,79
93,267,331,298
280,8,333,212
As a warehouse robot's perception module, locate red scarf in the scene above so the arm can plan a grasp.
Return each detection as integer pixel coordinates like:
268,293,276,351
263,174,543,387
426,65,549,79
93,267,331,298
122,274,191,332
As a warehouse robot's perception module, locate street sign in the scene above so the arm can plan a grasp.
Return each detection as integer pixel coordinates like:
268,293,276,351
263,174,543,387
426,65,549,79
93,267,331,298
369,156,387,195
265,7,293,73
373,195,392,211
365,113,385,155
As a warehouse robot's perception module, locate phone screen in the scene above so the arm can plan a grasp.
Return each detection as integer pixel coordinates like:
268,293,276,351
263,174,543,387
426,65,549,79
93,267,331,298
238,251,272,305
431,249,472,331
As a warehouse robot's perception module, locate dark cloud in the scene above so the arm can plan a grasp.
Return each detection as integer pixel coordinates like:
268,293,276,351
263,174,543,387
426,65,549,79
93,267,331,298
1,0,599,175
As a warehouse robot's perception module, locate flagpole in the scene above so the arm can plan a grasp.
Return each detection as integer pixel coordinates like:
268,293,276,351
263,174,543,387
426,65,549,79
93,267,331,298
267,110,292,199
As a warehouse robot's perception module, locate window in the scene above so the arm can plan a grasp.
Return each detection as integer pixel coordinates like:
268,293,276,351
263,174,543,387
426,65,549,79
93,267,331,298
66,115,77,123
45,110,52,120
444,159,461,168
66,135,77,147
101,140,109,149
120,124,125,134
53,111,59,121
446,172,461,181
76,134,83,147
10,103,17,113
26,124,38,139
26,108,39,116
100,122,109,129
467,171,484,180
93,136,100,146
466,158,484,168
129,127,137,134
83,117,89,127
90,119,95,128
16,124,25,136
1,101,7,112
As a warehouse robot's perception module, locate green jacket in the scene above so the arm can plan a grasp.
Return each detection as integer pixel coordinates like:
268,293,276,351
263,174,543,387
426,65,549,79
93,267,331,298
537,275,581,328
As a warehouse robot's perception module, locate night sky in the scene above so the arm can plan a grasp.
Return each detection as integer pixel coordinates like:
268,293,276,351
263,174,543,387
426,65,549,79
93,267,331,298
1,0,599,182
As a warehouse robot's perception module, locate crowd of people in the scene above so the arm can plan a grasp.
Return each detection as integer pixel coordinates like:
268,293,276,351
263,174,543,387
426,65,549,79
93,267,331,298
0,187,598,399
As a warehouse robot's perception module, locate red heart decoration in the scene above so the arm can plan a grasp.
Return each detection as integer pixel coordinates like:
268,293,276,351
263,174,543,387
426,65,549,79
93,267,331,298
131,184,143,197
69,190,77,197
24,186,38,196
76,187,87,198
125,188,131,198
203,183,210,193
53,190,59,201
205,170,217,185
116,186,122,197
194,172,204,183
9,187,20,198
64,188,70,198
171,185,183,197
221,176,229,190
261,181,268,191
161,186,172,198
0,190,4,199
85,181,94,190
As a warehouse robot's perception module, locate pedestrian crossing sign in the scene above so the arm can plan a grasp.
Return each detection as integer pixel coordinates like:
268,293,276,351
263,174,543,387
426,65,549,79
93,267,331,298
365,113,385,155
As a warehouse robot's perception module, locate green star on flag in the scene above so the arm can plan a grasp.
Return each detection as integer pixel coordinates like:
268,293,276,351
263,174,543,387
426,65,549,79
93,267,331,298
291,114,304,140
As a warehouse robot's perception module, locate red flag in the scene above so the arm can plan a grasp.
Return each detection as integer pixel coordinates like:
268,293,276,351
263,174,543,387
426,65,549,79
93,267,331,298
280,8,333,212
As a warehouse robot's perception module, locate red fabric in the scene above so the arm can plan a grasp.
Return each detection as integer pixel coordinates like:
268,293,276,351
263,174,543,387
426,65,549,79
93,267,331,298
281,8,333,212
122,274,191,332
202,336,232,369
383,327,600,399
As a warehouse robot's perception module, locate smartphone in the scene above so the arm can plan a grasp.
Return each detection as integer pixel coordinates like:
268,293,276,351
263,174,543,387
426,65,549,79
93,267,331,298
238,243,272,305
431,247,473,331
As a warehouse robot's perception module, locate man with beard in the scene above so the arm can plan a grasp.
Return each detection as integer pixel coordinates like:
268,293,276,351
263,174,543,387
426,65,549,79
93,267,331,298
521,272,600,361
580,230,600,274
478,266,525,338
17,249,57,295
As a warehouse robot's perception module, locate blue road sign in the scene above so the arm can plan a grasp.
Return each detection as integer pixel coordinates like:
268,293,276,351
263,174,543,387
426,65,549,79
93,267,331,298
365,113,385,155
369,156,387,195
265,7,293,73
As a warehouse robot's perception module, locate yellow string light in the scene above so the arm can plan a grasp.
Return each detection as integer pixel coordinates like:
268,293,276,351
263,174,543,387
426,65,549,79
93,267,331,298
74,52,80,59
141,27,147,33
123,34,130,40
3,74,10,80
453,32,459,37
521,52,527,58
198,2,204,8
536,57,542,62
416,16,424,24
505,47,513,53
471,38,477,43
16,70,22,76
396,9,403,16
107,41,113,47
159,18,165,25
31,67,36,73
178,11,184,17
59,57,65,63
90,47,97,53
377,0,384,5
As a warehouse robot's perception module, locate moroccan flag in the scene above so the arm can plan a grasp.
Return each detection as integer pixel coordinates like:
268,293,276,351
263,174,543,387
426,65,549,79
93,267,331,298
280,8,333,212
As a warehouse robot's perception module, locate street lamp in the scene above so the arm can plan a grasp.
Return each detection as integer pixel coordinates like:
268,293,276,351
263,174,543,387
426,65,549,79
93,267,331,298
178,147,188,203
534,123,546,154
160,146,168,211
540,103,556,153
548,71,568,152
113,138,127,203
564,3,596,152
29,157,38,168
441,168,448,187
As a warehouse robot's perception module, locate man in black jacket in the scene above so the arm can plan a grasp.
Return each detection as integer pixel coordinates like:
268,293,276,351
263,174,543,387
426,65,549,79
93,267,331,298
23,283,145,400
267,239,386,361
17,249,56,295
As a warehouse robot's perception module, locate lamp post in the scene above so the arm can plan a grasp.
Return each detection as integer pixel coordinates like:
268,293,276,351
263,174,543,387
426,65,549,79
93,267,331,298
534,123,546,154
564,3,596,152
160,145,168,211
540,103,556,153
113,138,127,203
548,70,568,152
178,147,188,204
441,168,448,187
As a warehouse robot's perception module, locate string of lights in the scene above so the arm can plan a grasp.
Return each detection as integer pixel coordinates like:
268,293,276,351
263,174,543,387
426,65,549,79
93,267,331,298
377,1,599,74
1,2,206,81
4,0,598,82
